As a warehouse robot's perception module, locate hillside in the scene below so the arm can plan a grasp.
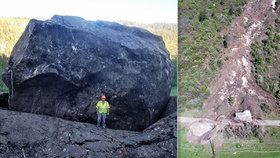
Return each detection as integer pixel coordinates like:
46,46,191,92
0,17,29,57
250,19,280,118
179,0,280,157
179,0,280,116
178,0,248,111
0,17,30,92
0,17,177,94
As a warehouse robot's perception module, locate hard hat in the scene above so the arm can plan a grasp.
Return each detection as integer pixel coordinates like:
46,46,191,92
101,95,106,99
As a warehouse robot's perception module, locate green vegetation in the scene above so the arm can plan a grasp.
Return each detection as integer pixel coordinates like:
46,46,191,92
260,103,271,114
0,17,29,56
0,54,8,92
178,125,212,158
267,127,280,141
251,23,280,103
178,0,248,111
0,17,29,93
143,23,177,60
217,133,280,158
228,96,235,105
223,35,228,48
170,85,178,96
171,59,178,96
179,124,280,158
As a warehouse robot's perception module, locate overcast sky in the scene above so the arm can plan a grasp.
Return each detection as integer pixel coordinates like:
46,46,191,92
0,0,177,23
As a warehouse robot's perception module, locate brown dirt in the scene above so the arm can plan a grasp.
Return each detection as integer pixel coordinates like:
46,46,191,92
202,0,279,119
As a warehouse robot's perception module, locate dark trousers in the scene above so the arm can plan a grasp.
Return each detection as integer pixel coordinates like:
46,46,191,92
97,113,107,128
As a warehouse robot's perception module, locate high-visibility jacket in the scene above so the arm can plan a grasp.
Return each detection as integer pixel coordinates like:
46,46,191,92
96,101,110,114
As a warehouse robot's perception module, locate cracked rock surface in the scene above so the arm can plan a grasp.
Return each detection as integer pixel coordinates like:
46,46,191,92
0,109,176,158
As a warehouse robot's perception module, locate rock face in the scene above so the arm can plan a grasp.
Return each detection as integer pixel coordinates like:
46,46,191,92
2,15,174,131
161,96,177,118
0,109,176,158
0,93,8,109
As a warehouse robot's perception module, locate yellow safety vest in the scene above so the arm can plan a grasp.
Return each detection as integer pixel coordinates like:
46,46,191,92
96,101,110,114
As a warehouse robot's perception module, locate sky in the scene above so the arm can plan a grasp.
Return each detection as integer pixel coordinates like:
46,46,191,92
0,0,177,23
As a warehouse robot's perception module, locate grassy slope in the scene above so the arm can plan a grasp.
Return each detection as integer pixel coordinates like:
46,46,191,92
179,123,280,158
178,0,247,111
0,17,30,56
139,23,178,60
0,54,8,92
178,125,212,158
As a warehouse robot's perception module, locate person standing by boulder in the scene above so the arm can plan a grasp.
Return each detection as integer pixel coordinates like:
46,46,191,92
95,95,110,128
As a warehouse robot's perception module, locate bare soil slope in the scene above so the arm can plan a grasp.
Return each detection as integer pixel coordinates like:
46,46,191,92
203,0,279,119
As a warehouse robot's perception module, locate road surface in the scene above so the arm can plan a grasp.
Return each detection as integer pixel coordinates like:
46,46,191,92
178,117,280,127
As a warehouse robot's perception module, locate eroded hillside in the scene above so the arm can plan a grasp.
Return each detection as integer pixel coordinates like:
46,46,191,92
179,0,280,120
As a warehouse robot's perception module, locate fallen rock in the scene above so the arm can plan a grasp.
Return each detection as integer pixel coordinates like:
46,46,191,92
235,110,253,122
127,113,177,157
2,15,174,131
0,109,176,158
186,120,216,144
188,121,215,137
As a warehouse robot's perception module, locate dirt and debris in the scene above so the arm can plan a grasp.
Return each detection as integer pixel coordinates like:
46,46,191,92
224,122,263,139
202,0,279,120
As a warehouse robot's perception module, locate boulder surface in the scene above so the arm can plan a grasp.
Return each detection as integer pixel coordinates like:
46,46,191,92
0,93,8,109
0,109,176,158
2,15,174,131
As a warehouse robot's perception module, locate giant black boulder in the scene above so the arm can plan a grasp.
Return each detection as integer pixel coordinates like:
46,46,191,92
2,15,174,131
